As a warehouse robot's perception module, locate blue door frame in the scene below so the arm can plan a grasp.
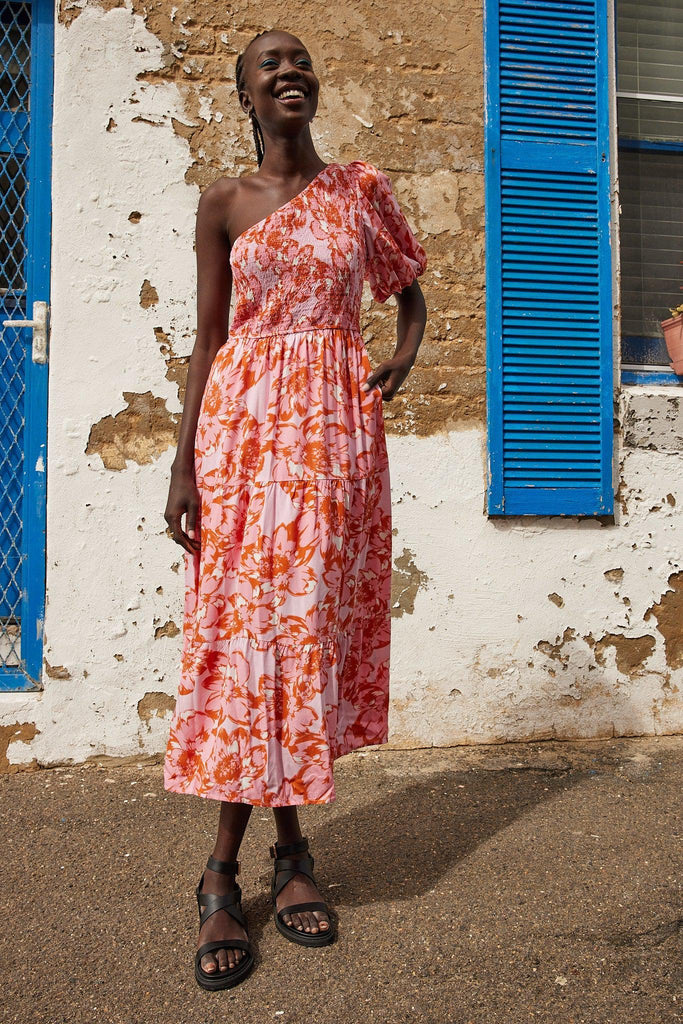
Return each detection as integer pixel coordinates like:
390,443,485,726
0,0,53,690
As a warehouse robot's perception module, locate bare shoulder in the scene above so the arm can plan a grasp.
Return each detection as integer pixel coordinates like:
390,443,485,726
197,175,240,216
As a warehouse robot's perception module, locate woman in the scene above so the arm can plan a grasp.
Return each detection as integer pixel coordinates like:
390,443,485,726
163,28,427,990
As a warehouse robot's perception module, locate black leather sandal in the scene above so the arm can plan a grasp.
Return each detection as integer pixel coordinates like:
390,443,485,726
194,855,254,990
269,836,336,946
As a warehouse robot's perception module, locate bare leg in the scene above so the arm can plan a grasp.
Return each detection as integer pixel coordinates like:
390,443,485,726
272,806,330,935
197,801,252,975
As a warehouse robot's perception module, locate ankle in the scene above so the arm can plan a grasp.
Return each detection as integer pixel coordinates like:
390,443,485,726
202,867,238,891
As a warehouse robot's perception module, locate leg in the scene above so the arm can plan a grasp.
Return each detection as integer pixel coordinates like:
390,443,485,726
198,801,253,975
272,806,330,935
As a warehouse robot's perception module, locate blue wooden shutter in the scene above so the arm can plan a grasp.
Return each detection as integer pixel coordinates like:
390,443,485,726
484,0,614,515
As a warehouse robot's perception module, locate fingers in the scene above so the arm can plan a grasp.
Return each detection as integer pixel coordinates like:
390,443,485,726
362,361,411,401
186,504,199,544
164,510,200,553
164,519,196,554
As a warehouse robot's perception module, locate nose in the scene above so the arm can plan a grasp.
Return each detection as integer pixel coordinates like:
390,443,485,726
278,59,305,79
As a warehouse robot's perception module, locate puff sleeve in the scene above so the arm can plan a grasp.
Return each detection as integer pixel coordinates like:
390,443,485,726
352,160,427,303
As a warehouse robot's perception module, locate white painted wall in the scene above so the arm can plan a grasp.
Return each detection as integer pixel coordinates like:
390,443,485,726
0,5,680,769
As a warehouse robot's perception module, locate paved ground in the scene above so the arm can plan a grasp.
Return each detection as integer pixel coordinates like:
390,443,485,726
1,736,681,1024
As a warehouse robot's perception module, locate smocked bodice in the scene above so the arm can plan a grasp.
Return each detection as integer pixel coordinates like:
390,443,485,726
227,161,426,339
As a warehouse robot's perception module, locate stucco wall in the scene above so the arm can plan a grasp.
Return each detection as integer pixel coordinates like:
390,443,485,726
0,0,680,771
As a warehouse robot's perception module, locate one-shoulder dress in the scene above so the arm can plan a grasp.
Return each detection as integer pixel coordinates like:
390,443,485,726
163,160,427,806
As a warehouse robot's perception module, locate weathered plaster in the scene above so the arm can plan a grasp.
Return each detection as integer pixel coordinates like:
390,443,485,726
391,547,430,618
644,572,683,670
86,391,180,470
0,7,680,771
58,0,486,437
0,723,39,773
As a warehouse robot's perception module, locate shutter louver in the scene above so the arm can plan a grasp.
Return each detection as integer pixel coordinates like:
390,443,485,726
485,0,614,515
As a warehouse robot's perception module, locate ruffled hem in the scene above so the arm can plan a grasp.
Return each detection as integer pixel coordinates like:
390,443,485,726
163,731,389,806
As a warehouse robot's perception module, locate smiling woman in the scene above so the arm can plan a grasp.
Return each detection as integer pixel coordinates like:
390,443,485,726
235,32,319,167
161,28,428,991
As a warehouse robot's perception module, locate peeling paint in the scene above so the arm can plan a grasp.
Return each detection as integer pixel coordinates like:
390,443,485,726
391,547,429,617
593,634,656,675
137,690,175,726
44,660,72,680
86,391,180,470
535,628,577,667
154,326,189,404
154,619,180,639
0,723,39,773
645,572,683,669
139,278,159,308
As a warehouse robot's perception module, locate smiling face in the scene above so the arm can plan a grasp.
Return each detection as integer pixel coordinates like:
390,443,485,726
238,31,320,139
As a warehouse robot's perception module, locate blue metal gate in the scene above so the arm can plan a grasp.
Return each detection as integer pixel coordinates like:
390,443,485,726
0,0,52,690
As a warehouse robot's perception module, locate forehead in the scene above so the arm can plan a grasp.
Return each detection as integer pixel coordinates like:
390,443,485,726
249,33,310,62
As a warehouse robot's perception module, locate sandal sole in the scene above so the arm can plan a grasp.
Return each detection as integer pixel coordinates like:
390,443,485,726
274,911,336,947
194,951,255,990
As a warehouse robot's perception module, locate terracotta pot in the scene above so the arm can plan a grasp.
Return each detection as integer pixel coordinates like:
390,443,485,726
661,313,683,375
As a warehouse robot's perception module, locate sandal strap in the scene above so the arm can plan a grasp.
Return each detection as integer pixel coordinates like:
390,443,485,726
271,855,315,899
277,900,329,919
197,884,247,929
272,854,315,877
269,836,310,859
196,938,251,961
206,855,239,875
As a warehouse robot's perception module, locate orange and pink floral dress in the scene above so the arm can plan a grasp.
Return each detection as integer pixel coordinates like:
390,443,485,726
163,160,427,806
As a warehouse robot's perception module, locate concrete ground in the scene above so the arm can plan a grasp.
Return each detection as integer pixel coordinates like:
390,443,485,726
0,736,681,1024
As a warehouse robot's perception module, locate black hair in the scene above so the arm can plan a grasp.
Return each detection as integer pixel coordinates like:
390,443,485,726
235,32,268,166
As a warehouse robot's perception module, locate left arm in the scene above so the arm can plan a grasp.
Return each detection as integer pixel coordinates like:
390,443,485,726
362,278,427,400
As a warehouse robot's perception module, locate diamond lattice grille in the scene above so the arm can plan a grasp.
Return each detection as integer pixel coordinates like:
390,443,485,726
0,1,30,666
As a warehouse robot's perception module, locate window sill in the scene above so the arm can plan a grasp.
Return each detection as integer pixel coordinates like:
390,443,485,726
621,367,683,387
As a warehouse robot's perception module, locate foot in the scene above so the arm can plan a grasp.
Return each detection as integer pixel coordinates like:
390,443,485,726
197,867,249,975
275,852,331,935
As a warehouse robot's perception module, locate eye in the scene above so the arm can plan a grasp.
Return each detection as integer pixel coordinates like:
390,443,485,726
259,58,278,68
296,58,312,67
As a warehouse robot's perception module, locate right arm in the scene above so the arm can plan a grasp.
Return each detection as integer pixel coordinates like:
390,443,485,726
164,181,234,554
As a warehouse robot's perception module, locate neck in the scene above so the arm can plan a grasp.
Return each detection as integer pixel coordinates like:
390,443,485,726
256,127,327,181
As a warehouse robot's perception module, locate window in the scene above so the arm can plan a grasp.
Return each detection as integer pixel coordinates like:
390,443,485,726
484,0,613,516
617,1,683,382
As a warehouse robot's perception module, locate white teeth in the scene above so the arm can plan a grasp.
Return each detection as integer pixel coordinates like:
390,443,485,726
278,89,305,99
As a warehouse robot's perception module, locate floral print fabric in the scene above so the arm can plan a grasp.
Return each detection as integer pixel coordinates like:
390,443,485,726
163,161,427,806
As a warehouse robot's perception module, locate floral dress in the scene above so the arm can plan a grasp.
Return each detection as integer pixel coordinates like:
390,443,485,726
163,160,427,806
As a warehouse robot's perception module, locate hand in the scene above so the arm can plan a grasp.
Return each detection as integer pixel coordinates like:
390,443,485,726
362,354,414,401
164,466,201,554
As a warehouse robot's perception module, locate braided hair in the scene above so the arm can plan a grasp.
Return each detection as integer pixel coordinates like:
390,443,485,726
235,32,268,166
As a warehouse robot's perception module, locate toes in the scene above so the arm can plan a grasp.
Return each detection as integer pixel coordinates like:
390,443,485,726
315,912,330,931
291,912,305,931
305,912,318,933
200,953,218,974
216,948,229,973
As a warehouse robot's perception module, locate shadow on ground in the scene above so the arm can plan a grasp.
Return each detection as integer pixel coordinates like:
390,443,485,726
0,736,680,1024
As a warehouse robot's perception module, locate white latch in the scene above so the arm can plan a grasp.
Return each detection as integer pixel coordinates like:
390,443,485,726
3,300,49,364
